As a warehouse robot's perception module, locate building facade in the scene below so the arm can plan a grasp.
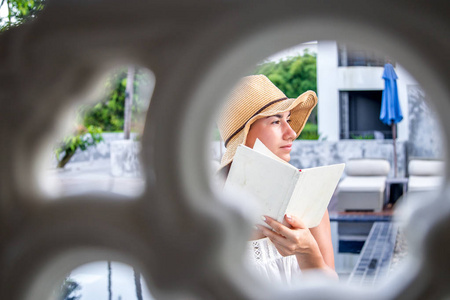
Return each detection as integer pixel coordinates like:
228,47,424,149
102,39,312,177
317,40,418,142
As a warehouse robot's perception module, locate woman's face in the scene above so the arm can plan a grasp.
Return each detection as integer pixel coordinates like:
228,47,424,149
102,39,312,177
245,111,296,162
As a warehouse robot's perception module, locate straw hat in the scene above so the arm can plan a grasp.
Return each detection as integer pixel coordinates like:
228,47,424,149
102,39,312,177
217,75,317,171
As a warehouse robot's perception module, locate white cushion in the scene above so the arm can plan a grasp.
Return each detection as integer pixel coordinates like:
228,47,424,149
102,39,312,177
338,176,386,192
345,159,390,176
409,159,445,176
408,175,443,191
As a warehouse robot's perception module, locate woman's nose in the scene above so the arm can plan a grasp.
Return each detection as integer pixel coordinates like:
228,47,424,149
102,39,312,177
283,121,296,140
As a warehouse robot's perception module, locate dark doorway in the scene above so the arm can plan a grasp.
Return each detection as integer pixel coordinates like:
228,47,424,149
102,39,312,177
340,91,393,139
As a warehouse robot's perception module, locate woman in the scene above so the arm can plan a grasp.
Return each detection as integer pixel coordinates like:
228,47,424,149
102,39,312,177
217,75,337,284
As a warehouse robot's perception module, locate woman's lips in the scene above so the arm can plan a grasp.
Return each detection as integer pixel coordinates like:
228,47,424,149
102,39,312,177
280,144,292,151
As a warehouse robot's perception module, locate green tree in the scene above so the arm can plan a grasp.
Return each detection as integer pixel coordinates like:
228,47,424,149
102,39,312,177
254,51,319,139
82,67,148,133
54,66,151,168
0,0,45,32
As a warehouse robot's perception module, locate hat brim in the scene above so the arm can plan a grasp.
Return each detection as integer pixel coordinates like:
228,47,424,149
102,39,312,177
218,90,317,172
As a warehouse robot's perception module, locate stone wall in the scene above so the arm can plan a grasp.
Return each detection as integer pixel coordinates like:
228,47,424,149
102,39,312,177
291,140,406,178
59,132,140,165
211,140,406,178
407,85,444,159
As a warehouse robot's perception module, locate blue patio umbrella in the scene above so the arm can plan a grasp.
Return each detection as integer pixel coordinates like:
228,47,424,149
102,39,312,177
380,63,403,177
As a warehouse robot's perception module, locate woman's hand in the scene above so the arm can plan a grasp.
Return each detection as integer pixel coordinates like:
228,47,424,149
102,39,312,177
258,214,336,276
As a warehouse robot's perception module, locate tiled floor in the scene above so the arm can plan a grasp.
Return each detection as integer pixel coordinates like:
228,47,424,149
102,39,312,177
328,191,401,282
41,159,145,198
346,222,398,286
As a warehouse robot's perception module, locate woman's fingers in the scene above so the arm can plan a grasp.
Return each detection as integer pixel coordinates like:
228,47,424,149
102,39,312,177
256,224,293,256
256,224,285,244
257,215,331,271
259,215,319,256
260,216,300,251
284,214,307,229
262,216,293,239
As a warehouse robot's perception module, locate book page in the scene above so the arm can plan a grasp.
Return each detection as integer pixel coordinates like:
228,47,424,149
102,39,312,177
286,164,345,228
223,144,300,224
252,139,291,165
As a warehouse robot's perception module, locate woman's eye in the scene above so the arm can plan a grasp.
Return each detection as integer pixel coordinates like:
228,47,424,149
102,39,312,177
287,119,292,123
271,120,280,125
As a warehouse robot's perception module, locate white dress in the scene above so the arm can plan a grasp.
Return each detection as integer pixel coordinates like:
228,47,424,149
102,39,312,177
245,237,302,286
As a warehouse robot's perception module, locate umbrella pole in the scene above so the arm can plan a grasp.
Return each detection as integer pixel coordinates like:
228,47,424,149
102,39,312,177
392,122,398,178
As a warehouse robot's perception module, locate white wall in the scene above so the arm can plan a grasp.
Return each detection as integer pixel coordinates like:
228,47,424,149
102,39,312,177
337,67,384,90
317,41,340,141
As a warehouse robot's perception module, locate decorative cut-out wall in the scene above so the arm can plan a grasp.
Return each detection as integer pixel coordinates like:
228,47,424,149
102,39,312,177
0,0,449,299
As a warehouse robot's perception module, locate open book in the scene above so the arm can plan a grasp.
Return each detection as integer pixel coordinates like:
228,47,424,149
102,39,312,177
223,139,345,228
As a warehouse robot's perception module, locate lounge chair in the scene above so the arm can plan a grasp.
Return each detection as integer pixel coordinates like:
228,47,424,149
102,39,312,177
337,158,390,212
407,158,444,195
